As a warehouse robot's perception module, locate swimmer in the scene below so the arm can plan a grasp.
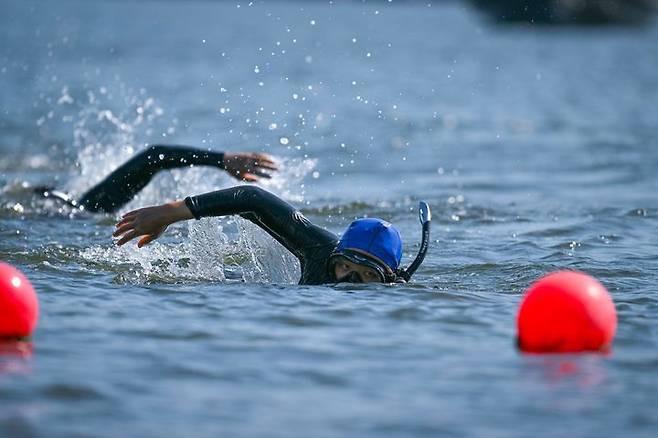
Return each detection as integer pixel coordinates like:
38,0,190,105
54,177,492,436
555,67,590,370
35,144,277,213
113,185,431,285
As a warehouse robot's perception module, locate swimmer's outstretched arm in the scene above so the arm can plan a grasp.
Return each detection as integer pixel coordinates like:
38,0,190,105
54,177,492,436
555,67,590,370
80,144,277,213
113,186,336,256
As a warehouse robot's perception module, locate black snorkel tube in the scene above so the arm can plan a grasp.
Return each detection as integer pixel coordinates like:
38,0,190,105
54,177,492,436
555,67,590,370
396,201,431,282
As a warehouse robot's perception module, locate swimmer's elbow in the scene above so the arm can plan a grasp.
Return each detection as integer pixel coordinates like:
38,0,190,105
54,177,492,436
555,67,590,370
241,185,267,198
186,186,287,219
237,186,289,213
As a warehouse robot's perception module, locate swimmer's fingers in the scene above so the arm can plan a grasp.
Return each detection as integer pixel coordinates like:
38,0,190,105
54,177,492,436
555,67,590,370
113,222,135,237
224,152,279,181
115,215,136,229
244,169,273,181
123,206,150,217
113,203,184,247
252,154,278,171
116,230,138,246
116,226,166,247
117,213,139,227
251,169,272,179
137,234,158,248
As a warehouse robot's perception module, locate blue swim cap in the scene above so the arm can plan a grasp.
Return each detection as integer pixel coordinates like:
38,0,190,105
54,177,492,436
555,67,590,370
333,218,403,274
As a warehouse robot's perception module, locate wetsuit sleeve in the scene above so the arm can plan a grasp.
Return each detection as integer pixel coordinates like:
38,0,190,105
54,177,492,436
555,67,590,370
79,145,226,213
184,186,337,260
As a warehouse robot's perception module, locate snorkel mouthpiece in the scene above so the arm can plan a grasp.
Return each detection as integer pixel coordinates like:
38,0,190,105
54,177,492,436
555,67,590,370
398,201,431,282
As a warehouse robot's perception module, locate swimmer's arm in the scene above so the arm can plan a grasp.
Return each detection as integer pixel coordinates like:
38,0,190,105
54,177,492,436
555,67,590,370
81,146,278,213
184,186,337,256
113,200,193,247
139,145,278,181
114,186,335,250
104,145,278,183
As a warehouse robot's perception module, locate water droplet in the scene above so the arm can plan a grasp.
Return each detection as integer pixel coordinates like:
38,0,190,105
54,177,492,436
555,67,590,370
158,154,165,160
279,137,289,145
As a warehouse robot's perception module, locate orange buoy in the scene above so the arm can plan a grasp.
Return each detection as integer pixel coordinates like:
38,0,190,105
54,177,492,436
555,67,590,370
0,262,39,339
517,271,617,353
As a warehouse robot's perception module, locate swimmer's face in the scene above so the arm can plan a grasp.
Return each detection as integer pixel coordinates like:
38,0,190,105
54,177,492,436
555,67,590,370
333,256,383,283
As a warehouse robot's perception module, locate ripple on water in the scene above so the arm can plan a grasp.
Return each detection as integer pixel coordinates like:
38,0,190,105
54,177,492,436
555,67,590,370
110,329,216,342
294,369,350,387
40,383,108,401
262,313,332,328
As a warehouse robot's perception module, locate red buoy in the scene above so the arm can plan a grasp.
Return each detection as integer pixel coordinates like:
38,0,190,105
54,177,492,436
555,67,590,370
517,271,617,353
0,262,39,339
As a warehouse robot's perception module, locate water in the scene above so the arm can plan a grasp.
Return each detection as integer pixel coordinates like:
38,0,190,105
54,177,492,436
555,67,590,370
1,0,657,436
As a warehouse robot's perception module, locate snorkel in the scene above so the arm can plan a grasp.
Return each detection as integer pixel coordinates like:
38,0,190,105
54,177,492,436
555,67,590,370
395,201,431,282
329,201,432,284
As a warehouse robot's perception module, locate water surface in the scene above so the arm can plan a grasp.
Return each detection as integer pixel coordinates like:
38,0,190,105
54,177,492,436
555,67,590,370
1,0,657,437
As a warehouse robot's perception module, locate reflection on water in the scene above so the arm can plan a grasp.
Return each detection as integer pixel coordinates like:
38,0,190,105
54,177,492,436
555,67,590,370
521,354,609,388
0,341,33,375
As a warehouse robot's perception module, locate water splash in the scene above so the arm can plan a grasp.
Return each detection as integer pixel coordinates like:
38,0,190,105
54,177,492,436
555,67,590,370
64,93,166,197
259,156,317,203
60,88,313,284
80,216,301,284
92,156,314,284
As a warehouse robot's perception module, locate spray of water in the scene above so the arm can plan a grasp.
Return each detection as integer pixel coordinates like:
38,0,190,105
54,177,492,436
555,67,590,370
69,88,313,284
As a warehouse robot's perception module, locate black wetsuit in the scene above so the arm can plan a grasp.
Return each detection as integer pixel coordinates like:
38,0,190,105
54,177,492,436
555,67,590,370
79,144,227,213
40,144,339,284
185,186,339,285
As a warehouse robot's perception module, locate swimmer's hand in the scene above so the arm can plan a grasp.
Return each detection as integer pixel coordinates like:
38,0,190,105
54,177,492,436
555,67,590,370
113,200,194,247
223,152,278,182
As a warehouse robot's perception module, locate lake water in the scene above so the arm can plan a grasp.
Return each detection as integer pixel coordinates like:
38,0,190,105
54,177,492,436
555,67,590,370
1,0,657,437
